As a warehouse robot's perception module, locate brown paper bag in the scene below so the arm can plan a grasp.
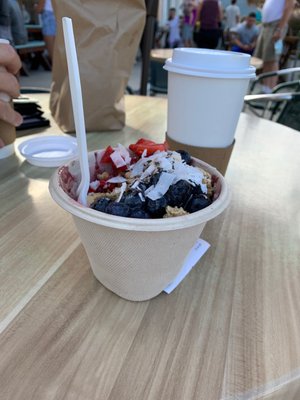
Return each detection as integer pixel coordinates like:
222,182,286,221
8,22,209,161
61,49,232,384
50,0,145,133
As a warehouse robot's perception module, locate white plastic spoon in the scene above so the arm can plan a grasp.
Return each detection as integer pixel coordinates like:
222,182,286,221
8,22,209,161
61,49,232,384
62,17,90,206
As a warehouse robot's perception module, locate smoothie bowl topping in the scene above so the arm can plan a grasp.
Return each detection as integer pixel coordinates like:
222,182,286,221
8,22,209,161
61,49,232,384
58,138,219,219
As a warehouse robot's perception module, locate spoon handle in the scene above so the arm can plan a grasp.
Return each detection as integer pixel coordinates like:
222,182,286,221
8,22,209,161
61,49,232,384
62,17,90,206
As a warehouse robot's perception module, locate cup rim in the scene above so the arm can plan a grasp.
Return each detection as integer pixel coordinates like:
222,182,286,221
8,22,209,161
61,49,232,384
163,48,256,79
164,59,256,79
49,153,231,232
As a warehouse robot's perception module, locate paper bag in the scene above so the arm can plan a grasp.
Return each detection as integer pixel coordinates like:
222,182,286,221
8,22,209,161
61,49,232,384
50,0,146,133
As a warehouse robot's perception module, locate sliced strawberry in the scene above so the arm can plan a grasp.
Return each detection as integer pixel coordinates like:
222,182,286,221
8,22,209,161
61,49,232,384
116,165,127,172
129,139,169,156
99,179,108,187
100,146,114,163
135,138,156,145
106,183,117,192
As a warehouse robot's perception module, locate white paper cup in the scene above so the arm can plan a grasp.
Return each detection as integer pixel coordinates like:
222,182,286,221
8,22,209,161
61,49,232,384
164,48,256,148
49,151,230,301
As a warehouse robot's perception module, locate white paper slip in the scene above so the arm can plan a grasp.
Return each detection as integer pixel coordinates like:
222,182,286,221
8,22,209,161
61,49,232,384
163,239,210,294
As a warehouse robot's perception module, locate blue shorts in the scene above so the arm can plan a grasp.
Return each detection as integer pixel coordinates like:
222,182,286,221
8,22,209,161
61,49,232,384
182,24,194,41
41,10,56,36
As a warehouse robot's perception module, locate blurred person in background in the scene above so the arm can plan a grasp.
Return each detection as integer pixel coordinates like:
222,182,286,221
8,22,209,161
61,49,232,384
224,0,240,48
20,0,30,24
35,0,56,62
8,0,27,45
0,0,12,40
0,0,27,45
254,0,295,91
195,0,223,49
165,7,181,48
231,12,259,54
181,0,197,47
225,0,240,31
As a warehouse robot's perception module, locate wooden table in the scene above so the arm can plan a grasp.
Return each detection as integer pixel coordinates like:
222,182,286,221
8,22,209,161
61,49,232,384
1,95,300,400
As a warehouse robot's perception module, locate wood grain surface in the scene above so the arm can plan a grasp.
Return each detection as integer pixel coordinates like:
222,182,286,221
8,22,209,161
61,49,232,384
0,95,300,400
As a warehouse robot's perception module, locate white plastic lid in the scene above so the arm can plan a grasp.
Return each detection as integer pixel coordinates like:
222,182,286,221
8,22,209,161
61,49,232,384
18,135,78,167
164,48,256,79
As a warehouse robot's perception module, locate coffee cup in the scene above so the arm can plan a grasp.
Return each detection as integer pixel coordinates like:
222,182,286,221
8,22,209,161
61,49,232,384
163,49,255,174
164,48,255,148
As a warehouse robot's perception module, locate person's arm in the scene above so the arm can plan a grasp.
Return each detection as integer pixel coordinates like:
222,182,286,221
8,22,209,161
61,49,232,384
273,0,295,41
0,44,22,126
232,34,248,49
249,37,258,49
218,2,223,22
236,9,240,24
250,29,259,49
196,0,203,22
231,25,247,49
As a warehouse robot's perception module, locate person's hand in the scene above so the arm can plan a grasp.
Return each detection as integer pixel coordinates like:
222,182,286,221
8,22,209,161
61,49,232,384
0,44,23,126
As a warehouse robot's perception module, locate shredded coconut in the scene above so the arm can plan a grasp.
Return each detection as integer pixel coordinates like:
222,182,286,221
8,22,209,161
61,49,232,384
89,180,100,191
145,172,175,201
116,182,127,202
107,176,127,183
110,151,127,168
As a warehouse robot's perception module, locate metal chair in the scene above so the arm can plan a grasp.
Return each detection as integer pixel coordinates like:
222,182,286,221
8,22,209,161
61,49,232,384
125,0,159,96
139,0,159,95
245,67,300,119
149,55,168,95
244,92,300,130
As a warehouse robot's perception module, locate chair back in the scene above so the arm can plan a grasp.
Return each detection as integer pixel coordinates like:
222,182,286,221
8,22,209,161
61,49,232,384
246,67,300,119
140,0,159,95
277,93,300,130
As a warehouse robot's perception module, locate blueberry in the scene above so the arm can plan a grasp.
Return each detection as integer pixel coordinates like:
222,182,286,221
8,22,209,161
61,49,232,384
146,196,167,217
192,184,203,196
186,195,212,213
176,150,192,165
91,198,111,213
122,193,144,209
106,202,130,217
166,180,193,207
130,208,151,219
